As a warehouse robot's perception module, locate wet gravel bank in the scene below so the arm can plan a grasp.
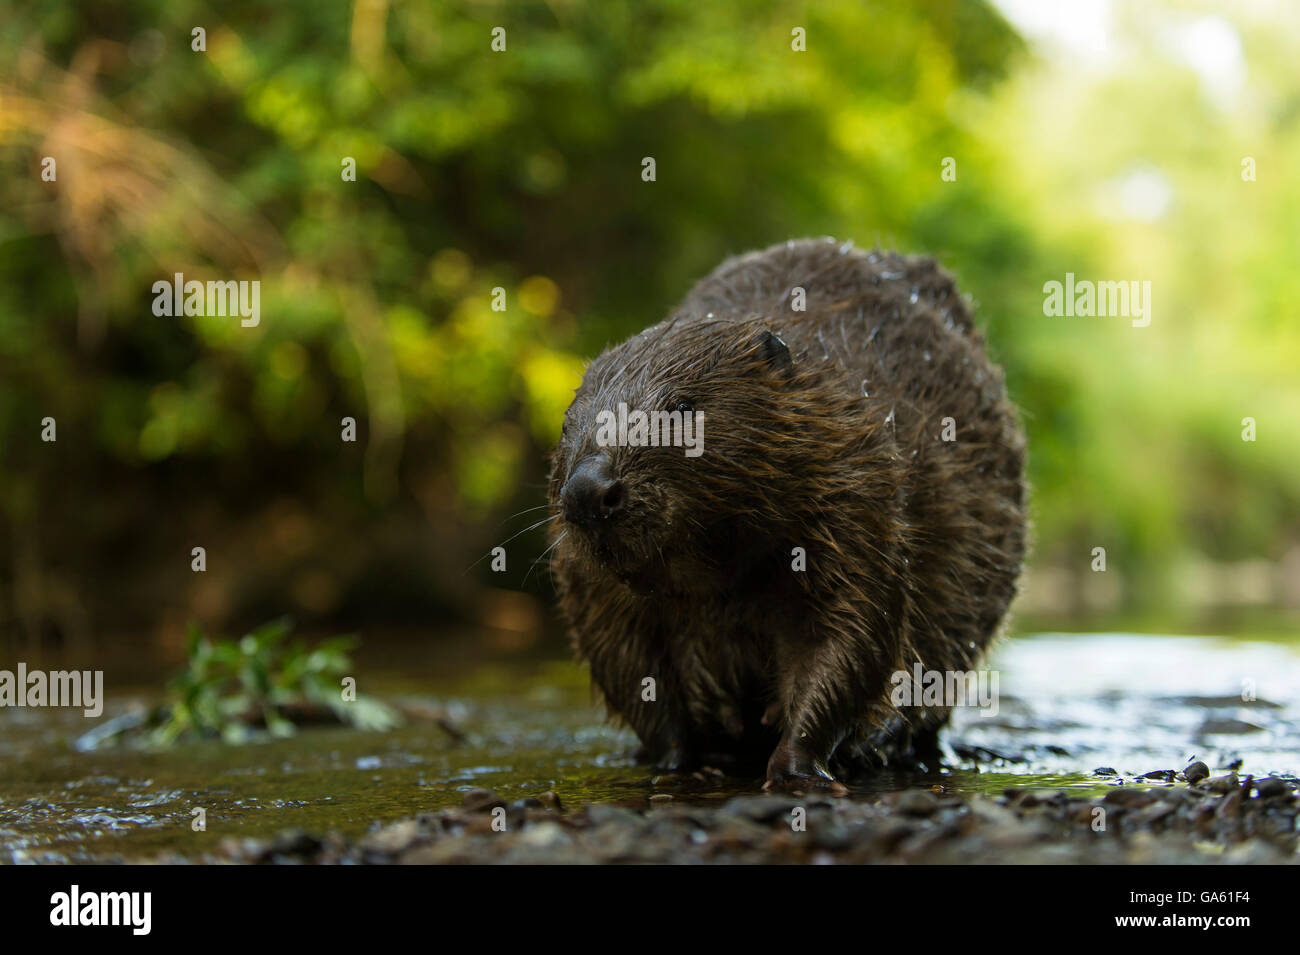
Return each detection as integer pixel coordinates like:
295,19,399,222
200,770,1299,865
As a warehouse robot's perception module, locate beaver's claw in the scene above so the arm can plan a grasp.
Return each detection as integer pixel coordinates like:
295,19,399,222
764,738,849,795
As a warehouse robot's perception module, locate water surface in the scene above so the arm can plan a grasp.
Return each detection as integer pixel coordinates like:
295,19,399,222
1,632,1296,863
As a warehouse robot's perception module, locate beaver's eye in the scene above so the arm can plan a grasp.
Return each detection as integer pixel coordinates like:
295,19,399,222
674,399,694,414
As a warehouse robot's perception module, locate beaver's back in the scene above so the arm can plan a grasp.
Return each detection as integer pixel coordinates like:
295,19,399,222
681,237,976,376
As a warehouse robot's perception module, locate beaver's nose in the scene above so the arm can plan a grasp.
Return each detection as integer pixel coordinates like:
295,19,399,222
562,454,626,527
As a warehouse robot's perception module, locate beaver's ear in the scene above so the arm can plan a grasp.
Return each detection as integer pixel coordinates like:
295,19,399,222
757,329,794,376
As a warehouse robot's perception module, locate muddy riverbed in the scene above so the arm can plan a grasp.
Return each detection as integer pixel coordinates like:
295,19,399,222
2,632,1298,864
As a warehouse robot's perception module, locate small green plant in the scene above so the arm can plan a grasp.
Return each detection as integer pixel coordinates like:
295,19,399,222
81,619,401,749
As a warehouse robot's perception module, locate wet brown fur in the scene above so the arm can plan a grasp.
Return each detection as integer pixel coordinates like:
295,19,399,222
548,238,1027,787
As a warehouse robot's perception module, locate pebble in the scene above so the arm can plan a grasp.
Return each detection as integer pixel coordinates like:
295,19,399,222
361,819,423,855
1201,773,1240,795
1103,787,1161,808
1255,777,1290,799
1137,769,1178,782
895,790,939,817
584,804,643,827
462,788,507,812
719,794,810,823
518,821,571,848
266,829,321,857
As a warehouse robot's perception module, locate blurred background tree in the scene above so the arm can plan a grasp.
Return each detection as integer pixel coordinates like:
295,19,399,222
0,0,1297,657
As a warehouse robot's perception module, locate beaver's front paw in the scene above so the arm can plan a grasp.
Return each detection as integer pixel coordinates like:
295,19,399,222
763,738,848,795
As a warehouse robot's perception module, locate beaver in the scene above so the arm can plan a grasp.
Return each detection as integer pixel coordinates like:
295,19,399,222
548,238,1026,791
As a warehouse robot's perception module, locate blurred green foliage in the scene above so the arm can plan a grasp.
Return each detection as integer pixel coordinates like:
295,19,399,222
0,0,1298,636
81,618,400,747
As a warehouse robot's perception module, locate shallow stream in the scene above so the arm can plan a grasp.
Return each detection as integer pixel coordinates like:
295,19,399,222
1,631,1296,862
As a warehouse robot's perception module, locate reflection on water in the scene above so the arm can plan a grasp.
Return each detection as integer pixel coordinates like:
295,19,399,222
951,633,1300,782
0,632,1297,863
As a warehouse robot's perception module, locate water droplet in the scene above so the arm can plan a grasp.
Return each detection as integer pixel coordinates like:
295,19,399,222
839,239,855,255
861,380,870,397
923,350,931,362
909,287,919,304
